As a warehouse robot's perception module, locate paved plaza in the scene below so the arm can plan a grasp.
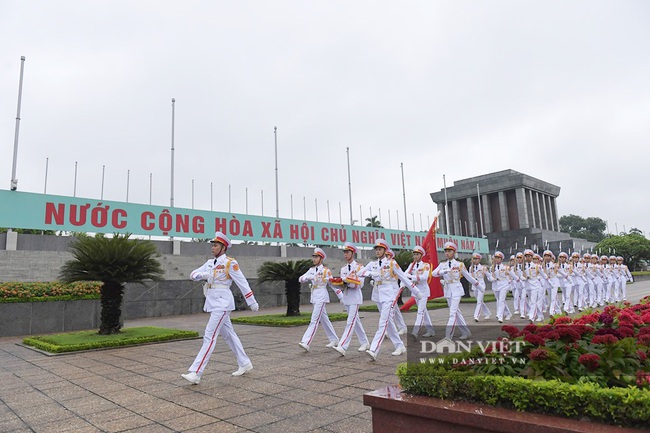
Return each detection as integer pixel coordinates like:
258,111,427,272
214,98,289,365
1,282,648,433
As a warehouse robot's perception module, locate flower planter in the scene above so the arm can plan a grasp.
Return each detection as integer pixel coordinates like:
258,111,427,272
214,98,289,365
363,386,646,433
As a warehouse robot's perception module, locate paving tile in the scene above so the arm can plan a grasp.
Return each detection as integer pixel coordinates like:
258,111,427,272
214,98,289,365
228,409,284,429
89,414,154,432
160,413,219,431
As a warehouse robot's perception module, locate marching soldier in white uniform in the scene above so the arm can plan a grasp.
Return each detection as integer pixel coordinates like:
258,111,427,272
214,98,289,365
333,242,370,356
386,249,408,335
359,239,422,361
486,251,517,323
617,256,633,300
542,250,562,316
522,250,548,322
512,252,526,316
570,252,587,311
298,248,343,352
406,246,436,338
182,232,259,384
431,242,479,340
556,252,573,314
468,252,491,322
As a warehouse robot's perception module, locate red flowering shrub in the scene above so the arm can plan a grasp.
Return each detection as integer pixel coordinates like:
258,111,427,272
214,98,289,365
467,299,650,389
529,348,550,361
579,354,601,371
591,334,619,345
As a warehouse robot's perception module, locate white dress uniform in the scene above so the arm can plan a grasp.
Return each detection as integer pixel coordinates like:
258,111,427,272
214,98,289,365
522,258,548,322
556,257,573,314
359,241,422,359
486,259,517,322
618,259,633,300
512,258,527,316
468,262,491,321
570,257,587,311
601,257,614,303
431,256,478,339
542,259,562,316
336,259,369,351
405,259,435,337
187,253,258,377
298,263,342,349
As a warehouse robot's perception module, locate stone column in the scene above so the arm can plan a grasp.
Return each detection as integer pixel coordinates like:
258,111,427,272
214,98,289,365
466,197,476,236
452,200,460,236
540,193,549,230
527,189,536,228
545,195,555,231
481,194,492,234
437,203,447,234
534,192,543,230
551,197,560,232
498,191,510,231
515,188,530,229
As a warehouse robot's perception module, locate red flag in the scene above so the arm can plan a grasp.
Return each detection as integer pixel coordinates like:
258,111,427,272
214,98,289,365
400,215,443,311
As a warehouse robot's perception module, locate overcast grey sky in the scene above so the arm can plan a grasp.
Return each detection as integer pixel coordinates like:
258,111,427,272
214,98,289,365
1,1,649,235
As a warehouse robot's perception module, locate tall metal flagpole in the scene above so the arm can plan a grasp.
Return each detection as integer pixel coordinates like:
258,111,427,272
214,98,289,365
149,173,153,205
274,127,279,218
126,169,130,202
10,56,26,191
210,182,213,211
315,198,318,222
191,179,194,209
101,165,105,199
477,183,485,237
43,158,48,194
346,147,353,224
401,163,408,230
443,174,450,234
170,98,175,208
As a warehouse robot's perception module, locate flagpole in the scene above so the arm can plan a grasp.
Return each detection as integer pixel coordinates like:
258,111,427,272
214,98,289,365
443,174,450,234
401,162,408,230
10,56,26,191
346,147,353,225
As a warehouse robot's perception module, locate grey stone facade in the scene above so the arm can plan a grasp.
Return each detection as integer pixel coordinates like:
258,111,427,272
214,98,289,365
430,170,596,254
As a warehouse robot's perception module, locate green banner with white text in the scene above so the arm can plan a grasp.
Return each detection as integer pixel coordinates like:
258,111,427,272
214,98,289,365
0,190,488,253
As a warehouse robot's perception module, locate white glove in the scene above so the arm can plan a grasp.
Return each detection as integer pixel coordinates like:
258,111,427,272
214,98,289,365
415,292,424,300
250,302,259,312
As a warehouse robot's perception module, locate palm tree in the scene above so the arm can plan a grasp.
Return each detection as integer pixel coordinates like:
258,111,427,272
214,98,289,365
59,233,164,335
257,259,312,316
365,216,383,228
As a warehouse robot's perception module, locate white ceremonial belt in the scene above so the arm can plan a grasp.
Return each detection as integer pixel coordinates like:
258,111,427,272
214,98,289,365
207,284,230,290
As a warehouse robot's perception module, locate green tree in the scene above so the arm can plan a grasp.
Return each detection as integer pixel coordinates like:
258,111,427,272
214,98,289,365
257,260,312,316
59,233,164,335
394,250,413,271
559,214,606,242
594,233,650,271
365,216,383,228
0,228,56,235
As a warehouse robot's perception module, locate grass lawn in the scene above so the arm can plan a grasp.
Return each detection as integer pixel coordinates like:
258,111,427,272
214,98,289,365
22,326,199,354
231,312,348,326
359,294,499,312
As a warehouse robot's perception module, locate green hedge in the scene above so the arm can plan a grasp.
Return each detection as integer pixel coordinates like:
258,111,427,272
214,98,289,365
0,281,101,303
397,358,650,428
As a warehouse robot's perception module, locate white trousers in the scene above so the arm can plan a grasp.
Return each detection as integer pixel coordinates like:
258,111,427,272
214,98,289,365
494,288,509,321
338,304,368,350
445,293,470,339
301,302,338,346
472,287,491,320
392,303,407,331
369,300,403,355
412,296,435,336
190,310,250,375
527,285,544,321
